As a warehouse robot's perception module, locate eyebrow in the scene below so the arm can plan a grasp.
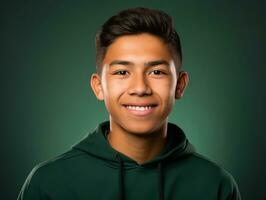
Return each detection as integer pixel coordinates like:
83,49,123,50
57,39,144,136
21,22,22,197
144,60,170,67
109,60,133,66
109,59,170,67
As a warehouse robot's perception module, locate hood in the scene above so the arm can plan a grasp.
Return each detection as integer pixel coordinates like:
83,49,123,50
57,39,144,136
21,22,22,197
73,121,195,200
73,121,195,168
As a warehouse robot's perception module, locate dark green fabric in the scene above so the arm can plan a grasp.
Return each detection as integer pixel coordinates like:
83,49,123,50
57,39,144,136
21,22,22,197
18,121,241,200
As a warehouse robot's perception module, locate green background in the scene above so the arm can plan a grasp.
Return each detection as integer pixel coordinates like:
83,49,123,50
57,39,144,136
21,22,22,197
2,0,265,199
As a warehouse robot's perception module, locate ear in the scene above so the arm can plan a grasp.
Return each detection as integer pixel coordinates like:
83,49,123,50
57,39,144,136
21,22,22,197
90,73,104,101
175,71,189,99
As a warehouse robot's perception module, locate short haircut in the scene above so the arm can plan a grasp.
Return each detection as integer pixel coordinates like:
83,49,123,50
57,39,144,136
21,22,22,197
95,7,182,74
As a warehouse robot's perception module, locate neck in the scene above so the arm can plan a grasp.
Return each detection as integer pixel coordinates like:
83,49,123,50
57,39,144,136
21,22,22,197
107,121,168,165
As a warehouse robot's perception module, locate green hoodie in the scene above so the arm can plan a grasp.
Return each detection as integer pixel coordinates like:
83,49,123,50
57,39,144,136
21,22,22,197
18,121,241,200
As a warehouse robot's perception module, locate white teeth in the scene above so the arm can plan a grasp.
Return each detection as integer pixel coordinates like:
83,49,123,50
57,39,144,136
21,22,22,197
126,105,153,111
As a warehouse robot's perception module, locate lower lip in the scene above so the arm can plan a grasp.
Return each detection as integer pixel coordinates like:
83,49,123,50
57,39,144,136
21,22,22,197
123,106,156,117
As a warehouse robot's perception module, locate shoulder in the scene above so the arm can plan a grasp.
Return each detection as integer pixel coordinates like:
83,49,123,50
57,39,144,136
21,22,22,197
30,149,86,178
20,149,85,189
186,152,236,181
18,149,86,199
183,152,241,199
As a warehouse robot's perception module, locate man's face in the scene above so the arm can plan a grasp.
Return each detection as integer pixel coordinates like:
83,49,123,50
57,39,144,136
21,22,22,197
91,33,188,135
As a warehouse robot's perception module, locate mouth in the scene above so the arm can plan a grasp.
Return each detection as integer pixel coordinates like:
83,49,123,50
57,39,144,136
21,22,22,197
122,104,157,116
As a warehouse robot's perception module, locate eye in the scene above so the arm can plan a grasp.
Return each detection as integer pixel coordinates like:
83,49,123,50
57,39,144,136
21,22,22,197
150,70,166,75
113,70,129,76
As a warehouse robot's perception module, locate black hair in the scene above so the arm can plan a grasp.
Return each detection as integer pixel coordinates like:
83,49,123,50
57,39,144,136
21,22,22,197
95,7,182,74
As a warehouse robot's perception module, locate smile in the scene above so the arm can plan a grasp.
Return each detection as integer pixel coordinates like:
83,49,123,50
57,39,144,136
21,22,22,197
123,104,157,116
125,105,153,111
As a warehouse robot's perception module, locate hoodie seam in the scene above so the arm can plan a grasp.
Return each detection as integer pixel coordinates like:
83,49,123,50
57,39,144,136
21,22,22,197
191,152,224,169
36,151,86,169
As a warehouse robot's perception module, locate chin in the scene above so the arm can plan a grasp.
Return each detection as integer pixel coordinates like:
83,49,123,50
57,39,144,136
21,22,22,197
121,119,164,136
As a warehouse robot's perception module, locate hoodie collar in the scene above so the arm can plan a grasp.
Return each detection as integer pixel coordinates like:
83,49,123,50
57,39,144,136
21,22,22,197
73,121,195,168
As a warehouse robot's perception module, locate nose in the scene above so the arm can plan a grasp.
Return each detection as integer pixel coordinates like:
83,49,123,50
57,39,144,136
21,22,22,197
128,73,152,96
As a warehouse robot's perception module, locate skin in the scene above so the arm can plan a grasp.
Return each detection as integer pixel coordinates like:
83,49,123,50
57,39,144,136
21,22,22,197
91,33,189,164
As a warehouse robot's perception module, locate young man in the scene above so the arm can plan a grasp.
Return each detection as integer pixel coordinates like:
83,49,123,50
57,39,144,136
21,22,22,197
18,7,241,200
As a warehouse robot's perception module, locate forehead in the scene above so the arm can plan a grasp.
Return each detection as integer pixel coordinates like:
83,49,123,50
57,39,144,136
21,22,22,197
103,33,174,64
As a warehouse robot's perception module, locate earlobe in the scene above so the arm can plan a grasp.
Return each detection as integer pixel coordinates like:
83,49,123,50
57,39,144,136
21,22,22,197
90,73,104,101
175,71,189,99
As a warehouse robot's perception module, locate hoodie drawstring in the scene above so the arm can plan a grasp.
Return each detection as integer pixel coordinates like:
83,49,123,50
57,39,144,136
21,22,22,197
116,154,164,200
117,154,125,200
158,162,164,200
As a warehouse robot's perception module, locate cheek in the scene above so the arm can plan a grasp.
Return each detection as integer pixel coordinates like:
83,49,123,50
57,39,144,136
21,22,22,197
152,78,176,102
103,79,128,104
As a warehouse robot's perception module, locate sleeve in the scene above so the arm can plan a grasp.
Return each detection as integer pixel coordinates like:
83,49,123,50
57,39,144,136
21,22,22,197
17,167,42,200
218,169,242,200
